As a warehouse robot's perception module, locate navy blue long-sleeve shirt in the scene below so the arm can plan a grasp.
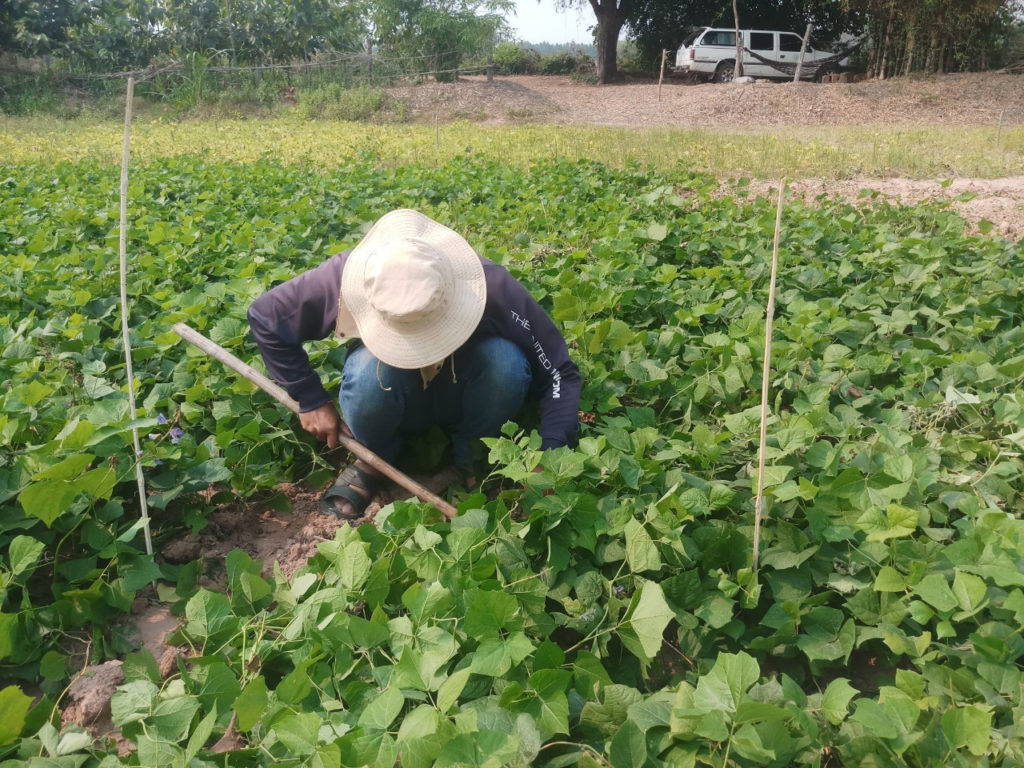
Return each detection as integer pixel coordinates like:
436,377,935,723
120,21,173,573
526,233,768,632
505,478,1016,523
248,252,581,450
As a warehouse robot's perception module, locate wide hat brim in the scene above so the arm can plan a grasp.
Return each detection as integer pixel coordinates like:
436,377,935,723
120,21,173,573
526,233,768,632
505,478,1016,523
342,210,486,369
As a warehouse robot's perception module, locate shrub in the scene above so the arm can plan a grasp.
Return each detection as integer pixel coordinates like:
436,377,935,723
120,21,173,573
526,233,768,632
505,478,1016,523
493,42,541,75
540,48,594,75
299,83,386,121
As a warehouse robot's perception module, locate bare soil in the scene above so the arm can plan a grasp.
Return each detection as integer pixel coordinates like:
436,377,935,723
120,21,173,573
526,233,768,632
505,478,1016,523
389,72,1024,128
750,176,1024,240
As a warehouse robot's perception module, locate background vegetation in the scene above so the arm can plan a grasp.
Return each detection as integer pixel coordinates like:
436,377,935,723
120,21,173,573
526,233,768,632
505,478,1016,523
1,0,1022,107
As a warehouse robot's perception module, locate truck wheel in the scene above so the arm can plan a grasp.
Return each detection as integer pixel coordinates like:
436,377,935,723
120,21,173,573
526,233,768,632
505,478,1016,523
713,60,735,84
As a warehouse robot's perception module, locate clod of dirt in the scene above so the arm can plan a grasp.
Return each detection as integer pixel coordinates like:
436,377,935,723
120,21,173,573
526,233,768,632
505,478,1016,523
158,647,186,678
62,660,124,735
161,533,202,564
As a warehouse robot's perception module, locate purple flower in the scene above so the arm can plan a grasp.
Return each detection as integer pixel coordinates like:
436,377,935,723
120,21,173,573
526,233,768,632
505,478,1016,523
169,427,184,444
614,585,626,596
148,433,159,440
154,459,163,466
136,449,144,456
156,413,168,425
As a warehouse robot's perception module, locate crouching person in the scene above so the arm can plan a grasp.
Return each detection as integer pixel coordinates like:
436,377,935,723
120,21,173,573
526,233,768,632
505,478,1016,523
248,209,581,519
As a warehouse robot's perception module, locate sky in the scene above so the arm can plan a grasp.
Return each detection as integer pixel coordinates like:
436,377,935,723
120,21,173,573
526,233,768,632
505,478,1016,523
506,0,594,45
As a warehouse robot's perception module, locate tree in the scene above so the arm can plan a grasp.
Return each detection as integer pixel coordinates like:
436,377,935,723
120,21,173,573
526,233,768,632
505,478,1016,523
587,0,632,82
371,0,509,81
0,0,103,59
848,0,1017,75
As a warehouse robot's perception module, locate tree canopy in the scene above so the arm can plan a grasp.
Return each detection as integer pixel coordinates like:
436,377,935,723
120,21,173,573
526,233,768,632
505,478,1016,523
0,0,1020,78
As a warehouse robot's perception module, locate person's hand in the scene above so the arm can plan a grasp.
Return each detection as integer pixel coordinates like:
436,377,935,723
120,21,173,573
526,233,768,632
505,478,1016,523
299,403,343,449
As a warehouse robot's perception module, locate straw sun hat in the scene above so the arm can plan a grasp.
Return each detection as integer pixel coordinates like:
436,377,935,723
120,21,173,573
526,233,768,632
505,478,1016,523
340,209,487,369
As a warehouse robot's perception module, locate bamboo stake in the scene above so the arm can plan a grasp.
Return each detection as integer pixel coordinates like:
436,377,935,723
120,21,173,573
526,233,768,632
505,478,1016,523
658,49,668,102
753,182,785,571
119,77,153,556
172,323,458,519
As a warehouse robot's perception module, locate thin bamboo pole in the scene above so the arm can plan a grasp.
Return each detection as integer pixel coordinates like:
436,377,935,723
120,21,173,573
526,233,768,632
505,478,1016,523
172,323,458,519
753,182,785,571
658,49,667,102
119,77,153,556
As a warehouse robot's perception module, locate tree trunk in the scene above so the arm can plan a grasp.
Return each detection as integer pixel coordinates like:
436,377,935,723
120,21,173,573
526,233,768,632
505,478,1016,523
590,0,630,84
903,26,916,75
926,16,943,73
878,0,896,79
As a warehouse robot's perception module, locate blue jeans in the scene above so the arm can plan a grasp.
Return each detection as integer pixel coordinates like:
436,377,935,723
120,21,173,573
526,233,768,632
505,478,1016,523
339,336,532,468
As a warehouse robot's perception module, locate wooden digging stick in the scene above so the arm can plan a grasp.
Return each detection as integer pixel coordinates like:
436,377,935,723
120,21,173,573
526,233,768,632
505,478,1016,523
173,322,458,519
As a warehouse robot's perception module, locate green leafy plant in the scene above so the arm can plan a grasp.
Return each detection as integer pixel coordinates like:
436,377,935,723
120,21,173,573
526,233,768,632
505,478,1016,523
1,152,1023,765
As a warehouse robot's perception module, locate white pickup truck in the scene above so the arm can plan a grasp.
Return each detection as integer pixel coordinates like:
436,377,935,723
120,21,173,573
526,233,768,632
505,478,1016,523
674,27,844,83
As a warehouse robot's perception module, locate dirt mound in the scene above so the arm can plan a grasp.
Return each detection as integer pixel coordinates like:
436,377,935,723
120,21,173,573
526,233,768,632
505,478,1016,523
391,72,1024,128
388,78,560,124
62,661,123,736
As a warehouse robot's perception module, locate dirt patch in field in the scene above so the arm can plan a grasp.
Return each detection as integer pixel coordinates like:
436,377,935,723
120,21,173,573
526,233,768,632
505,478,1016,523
390,72,1024,128
741,176,1024,240
138,467,464,650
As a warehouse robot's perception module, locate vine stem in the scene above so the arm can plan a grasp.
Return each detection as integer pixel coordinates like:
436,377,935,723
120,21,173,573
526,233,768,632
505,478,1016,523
538,741,612,767
119,76,153,556
753,182,786,572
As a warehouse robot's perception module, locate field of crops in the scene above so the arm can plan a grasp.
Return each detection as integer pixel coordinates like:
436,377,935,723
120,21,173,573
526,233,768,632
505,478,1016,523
2,147,1023,766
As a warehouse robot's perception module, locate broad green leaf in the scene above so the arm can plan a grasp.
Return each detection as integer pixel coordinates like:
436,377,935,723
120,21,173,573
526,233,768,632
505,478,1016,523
0,685,32,745
150,695,200,742
8,535,45,577
77,467,118,500
952,570,987,613
850,698,898,739
185,589,233,640
797,608,855,663
624,519,662,574
40,651,67,682
19,480,79,526
437,667,471,714
111,680,159,727
137,733,184,766
338,541,371,592
692,651,759,716
821,678,858,725
608,720,647,768
620,581,673,660
358,686,404,731
913,573,958,613
464,590,518,635
580,685,643,737
275,711,320,755
397,704,440,742
34,454,93,481
0,613,16,661
856,504,918,542
185,707,218,763
233,676,268,731
873,566,905,592
471,637,512,677
55,727,93,755
941,705,991,756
